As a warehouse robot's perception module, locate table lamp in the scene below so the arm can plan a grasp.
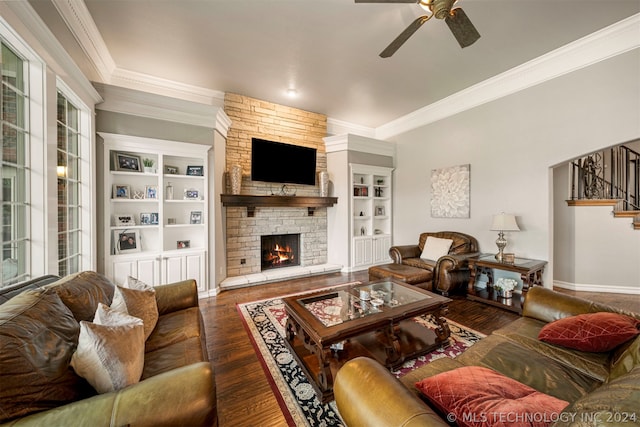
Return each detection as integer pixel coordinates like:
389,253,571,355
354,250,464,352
490,213,520,262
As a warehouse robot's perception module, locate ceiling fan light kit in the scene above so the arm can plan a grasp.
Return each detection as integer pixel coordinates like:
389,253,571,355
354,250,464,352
356,0,480,57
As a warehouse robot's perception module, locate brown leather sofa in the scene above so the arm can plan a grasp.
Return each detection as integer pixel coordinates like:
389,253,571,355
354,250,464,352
0,271,217,426
334,287,640,427
388,231,479,295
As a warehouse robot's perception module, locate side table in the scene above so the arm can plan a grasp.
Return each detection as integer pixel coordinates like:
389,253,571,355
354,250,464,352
467,254,547,313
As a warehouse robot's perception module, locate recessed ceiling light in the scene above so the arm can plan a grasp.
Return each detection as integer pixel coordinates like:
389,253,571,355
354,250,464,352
286,88,298,97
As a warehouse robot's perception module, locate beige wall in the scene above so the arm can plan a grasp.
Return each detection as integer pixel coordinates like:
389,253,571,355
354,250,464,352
390,50,640,291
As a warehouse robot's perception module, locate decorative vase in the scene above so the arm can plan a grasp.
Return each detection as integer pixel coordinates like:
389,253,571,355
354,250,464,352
319,171,329,197
496,289,513,299
165,182,173,200
230,164,242,195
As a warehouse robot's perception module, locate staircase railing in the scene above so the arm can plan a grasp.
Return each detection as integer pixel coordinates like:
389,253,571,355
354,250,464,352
570,144,640,211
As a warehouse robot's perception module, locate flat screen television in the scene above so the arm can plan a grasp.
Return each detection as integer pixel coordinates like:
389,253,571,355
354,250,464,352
251,138,317,186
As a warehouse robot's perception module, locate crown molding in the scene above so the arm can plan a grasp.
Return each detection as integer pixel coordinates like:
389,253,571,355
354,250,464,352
324,133,396,157
51,0,115,82
94,82,226,130
375,13,640,140
0,1,101,104
326,117,376,138
110,68,225,107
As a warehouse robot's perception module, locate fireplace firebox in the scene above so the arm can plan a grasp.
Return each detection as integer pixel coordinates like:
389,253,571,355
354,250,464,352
261,234,300,271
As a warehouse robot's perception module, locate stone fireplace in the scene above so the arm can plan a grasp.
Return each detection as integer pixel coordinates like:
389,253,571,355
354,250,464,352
261,233,300,270
221,93,338,286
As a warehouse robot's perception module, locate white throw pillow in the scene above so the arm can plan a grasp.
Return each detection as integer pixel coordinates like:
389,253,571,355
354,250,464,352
70,303,145,394
111,280,158,339
420,237,454,261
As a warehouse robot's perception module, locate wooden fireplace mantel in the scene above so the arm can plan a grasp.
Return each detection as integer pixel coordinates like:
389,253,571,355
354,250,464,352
220,194,338,217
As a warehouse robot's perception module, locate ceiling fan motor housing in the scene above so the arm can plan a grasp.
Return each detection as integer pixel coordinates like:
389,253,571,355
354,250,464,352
430,0,456,19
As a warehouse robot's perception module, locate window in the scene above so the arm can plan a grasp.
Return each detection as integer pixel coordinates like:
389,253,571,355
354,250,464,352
57,91,81,276
1,42,29,285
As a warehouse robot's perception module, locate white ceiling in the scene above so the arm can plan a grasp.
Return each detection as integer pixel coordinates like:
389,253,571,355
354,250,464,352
33,0,640,129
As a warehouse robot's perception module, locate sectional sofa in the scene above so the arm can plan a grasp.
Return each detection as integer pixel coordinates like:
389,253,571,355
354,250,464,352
0,271,217,426
334,286,640,427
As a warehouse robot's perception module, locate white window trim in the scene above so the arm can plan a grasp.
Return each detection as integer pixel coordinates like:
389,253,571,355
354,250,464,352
56,78,95,273
1,13,98,281
1,17,46,280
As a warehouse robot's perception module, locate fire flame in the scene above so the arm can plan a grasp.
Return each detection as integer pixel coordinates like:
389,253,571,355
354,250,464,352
271,243,293,264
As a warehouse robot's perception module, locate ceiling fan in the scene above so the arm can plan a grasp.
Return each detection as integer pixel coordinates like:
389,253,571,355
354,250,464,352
355,0,480,58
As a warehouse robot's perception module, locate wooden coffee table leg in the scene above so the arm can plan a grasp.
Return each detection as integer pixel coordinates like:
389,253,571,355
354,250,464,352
316,346,333,392
433,304,451,343
383,324,402,367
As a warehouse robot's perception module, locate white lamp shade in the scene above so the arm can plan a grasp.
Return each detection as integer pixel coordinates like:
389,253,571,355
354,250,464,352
491,213,520,231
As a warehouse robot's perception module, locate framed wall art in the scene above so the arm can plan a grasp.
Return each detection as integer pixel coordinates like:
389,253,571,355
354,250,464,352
113,184,131,199
140,213,159,225
114,230,141,254
184,189,200,200
164,165,179,175
190,211,203,224
186,165,204,176
430,164,470,218
115,214,135,227
113,152,142,172
145,185,158,199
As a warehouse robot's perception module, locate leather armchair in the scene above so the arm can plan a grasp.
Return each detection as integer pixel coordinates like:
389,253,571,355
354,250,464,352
389,231,479,295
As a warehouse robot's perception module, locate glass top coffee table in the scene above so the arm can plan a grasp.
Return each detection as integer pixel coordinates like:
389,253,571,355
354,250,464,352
283,279,451,403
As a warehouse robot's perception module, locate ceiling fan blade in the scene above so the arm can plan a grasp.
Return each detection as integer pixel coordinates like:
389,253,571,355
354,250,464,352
354,0,418,3
380,15,430,58
445,8,480,48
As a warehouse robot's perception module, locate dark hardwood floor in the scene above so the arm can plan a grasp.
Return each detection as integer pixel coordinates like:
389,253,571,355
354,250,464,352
200,271,639,427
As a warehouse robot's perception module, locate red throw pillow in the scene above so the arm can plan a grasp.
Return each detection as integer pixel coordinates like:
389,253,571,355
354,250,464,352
538,312,640,352
416,366,569,427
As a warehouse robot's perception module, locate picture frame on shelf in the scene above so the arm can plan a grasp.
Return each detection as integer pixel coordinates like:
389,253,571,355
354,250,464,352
375,206,385,216
184,189,200,200
115,214,135,227
177,240,190,249
145,185,158,199
114,230,141,254
113,152,142,172
190,211,203,224
186,165,204,176
140,213,159,225
164,165,179,175
113,184,131,199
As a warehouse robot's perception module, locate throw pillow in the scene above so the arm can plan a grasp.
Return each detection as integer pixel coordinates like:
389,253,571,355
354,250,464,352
420,236,453,261
416,366,569,427
111,281,158,339
70,303,145,394
538,312,640,352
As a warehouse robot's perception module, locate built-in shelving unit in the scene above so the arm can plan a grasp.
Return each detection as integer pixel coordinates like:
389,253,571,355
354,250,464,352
101,132,210,291
350,164,393,269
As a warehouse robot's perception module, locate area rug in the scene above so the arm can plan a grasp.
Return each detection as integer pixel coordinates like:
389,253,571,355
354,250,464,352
237,284,485,426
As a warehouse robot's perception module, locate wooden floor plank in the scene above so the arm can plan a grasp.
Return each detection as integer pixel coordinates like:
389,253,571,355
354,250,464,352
200,270,639,427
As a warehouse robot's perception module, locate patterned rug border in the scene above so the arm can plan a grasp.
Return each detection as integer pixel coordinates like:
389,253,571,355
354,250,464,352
237,283,486,426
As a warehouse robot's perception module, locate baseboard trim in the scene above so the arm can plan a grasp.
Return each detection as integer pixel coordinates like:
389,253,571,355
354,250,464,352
553,280,640,295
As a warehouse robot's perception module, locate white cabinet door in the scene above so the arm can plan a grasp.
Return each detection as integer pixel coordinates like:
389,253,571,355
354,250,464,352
373,235,392,264
162,251,206,290
353,237,373,267
163,254,185,284
185,252,206,292
111,256,160,286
